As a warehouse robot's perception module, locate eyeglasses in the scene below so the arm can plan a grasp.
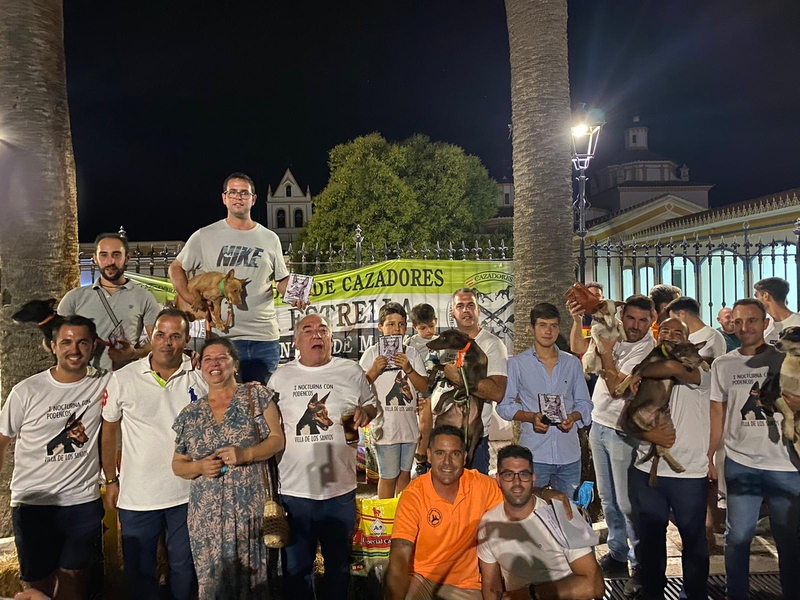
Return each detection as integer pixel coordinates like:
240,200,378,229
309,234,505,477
225,190,253,199
498,470,533,482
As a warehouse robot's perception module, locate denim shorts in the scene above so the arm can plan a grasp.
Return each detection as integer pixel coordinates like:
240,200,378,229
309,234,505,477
12,498,104,582
373,442,416,479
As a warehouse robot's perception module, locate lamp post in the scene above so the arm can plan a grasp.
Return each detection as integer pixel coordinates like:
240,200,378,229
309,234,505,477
571,109,603,283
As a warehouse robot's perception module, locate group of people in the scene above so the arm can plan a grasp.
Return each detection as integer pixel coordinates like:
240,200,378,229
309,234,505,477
1,170,799,600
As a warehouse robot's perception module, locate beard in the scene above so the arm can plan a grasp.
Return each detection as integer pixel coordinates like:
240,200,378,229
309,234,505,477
102,263,127,283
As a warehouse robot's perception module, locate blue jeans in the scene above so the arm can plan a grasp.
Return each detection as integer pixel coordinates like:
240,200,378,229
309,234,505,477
630,468,708,600
232,340,280,385
724,457,800,600
533,460,581,499
281,490,356,600
589,423,640,566
472,436,490,474
118,504,195,600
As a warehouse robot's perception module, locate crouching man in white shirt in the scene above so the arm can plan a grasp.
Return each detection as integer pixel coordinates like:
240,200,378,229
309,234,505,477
477,445,604,600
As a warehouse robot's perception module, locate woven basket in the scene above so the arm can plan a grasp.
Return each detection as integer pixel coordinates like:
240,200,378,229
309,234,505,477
263,499,290,548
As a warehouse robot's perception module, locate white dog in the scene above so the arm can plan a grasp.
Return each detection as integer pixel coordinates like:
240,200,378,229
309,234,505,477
582,299,626,376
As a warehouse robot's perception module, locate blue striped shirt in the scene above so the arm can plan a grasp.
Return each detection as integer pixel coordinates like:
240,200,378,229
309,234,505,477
496,347,592,465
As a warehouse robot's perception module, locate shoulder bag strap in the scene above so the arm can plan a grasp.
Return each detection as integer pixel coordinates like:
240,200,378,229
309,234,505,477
248,385,275,500
95,287,122,328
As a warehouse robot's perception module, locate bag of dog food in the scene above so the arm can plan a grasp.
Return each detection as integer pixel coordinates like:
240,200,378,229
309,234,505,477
351,496,399,578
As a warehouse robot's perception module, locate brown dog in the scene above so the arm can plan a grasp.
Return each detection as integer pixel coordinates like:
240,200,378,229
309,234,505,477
174,269,247,333
426,329,488,465
615,340,708,485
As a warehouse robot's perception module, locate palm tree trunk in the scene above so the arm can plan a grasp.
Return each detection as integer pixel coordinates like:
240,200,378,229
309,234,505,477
0,0,79,535
505,0,575,353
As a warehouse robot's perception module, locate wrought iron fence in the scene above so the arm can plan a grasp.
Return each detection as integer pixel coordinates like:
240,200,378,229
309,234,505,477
577,220,800,323
283,225,514,275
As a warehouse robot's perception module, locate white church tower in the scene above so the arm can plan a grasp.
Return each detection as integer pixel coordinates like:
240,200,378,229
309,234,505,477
266,168,313,248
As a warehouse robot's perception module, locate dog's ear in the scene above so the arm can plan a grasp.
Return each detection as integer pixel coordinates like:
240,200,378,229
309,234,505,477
694,340,707,350
225,269,236,280
614,301,625,309
308,393,318,406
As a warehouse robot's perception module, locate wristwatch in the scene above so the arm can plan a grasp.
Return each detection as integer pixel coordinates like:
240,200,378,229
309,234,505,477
105,476,119,485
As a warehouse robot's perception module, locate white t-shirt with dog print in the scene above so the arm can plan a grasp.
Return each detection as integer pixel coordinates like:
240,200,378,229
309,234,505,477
360,344,426,446
176,219,289,342
268,357,376,500
0,368,110,506
764,312,800,346
710,346,796,471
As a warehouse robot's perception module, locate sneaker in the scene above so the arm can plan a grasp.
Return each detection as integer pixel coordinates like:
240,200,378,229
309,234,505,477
623,566,642,597
598,553,629,578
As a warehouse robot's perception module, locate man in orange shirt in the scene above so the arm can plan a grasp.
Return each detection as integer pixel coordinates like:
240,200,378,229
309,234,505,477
385,425,569,600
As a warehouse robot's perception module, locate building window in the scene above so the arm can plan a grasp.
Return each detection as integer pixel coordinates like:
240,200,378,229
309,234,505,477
276,209,286,228
504,192,510,205
632,134,637,144
285,184,292,197
294,209,303,228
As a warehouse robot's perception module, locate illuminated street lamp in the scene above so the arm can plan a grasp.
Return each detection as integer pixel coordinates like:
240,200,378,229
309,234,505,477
571,106,604,282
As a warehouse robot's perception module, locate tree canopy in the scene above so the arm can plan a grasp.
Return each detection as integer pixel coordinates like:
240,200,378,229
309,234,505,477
299,133,499,249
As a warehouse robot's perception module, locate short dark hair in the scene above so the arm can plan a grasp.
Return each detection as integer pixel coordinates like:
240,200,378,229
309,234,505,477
497,444,533,471
530,302,561,326
665,296,700,317
623,294,655,314
410,303,437,326
649,285,681,310
429,425,466,450
51,315,98,341
93,233,129,255
155,308,191,336
223,172,256,194
199,337,240,364
733,298,767,320
586,281,604,291
754,277,790,303
379,302,407,326
452,288,478,303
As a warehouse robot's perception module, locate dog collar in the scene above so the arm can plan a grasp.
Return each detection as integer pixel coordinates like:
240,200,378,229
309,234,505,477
220,278,226,295
456,341,472,368
38,313,56,327
661,344,670,358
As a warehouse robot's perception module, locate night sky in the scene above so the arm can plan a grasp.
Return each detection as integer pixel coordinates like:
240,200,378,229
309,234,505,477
63,1,800,243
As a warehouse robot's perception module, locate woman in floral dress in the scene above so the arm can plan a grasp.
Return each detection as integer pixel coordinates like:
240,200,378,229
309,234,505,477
172,338,284,599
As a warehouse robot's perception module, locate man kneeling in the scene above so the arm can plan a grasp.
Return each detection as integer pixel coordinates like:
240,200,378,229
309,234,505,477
477,445,604,600
385,428,569,600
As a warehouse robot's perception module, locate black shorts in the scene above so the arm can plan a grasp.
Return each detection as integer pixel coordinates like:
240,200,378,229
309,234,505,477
12,498,104,582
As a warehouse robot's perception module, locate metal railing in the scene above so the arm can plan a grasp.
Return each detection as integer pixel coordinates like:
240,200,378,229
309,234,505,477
283,225,514,275
577,219,800,322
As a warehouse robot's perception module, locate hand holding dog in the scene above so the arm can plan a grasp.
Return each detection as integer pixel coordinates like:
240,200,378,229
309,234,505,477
642,422,676,448
783,391,800,412
443,361,463,386
198,454,224,478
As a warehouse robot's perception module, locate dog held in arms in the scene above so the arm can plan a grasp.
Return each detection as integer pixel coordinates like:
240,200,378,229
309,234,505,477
581,299,626,376
758,326,800,459
174,269,247,333
615,339,708,485
425,329,488,464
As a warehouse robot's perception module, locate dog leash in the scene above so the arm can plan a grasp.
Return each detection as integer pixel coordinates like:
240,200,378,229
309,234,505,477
454,341,473,449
